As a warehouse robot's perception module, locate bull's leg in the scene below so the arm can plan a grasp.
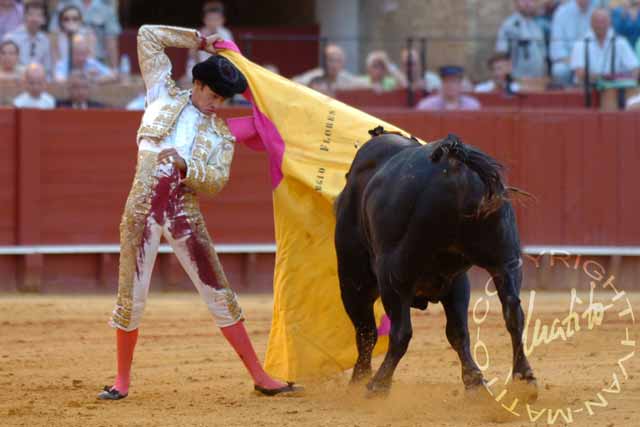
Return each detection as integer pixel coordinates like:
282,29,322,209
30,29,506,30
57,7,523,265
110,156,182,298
441,273,484,389
367,281,413,396
336,224,379,384
491,263,537,402
340,282,378,384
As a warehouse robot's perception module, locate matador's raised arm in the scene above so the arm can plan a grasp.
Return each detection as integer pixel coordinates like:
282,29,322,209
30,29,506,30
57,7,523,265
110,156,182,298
137,25,201,103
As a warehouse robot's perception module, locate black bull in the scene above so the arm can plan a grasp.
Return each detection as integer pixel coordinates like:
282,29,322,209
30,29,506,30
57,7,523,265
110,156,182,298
334,128,537,399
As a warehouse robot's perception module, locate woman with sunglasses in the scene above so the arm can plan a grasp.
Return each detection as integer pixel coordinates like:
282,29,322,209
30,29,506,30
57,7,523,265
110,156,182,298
49,5,96,71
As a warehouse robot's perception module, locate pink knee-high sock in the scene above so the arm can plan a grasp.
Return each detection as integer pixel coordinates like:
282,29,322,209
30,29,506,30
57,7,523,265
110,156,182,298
220,321,286,389
113,328,139,394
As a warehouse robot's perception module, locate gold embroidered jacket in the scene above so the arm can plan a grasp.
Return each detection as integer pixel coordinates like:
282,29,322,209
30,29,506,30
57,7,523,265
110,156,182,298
136,25,235,197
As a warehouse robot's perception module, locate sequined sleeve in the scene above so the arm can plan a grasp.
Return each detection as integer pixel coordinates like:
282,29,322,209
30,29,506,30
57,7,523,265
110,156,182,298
137,25,200,103
183,117,236,197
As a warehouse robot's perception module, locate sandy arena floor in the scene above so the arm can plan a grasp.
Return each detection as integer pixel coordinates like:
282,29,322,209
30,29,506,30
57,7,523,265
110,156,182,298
1,291,638,427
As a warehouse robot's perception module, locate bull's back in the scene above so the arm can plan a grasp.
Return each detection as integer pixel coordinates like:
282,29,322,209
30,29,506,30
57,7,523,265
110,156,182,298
336,135,418,214
335,135,418,252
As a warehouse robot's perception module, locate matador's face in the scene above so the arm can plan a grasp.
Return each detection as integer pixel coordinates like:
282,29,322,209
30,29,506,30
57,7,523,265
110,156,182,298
192,81,226,115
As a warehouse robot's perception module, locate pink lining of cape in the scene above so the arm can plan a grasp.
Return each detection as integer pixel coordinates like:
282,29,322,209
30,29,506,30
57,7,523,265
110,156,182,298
217,40,285,189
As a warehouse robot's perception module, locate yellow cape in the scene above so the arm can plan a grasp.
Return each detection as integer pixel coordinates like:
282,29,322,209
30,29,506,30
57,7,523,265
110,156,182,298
220,48,422,381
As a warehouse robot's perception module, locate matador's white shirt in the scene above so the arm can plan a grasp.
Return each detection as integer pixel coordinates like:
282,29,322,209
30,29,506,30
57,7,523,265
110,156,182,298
134,25,236,197
139,96,220,163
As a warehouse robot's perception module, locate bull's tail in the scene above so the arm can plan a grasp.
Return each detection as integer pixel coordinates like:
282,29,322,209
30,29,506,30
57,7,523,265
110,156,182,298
430,134,531,218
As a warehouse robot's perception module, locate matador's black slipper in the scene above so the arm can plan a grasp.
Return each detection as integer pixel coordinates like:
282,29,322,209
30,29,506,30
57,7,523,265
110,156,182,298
254,382,304,397
97,385,128,400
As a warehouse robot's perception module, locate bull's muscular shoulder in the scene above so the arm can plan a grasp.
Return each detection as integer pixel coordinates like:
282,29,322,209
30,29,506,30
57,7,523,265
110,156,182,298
356,133,416,167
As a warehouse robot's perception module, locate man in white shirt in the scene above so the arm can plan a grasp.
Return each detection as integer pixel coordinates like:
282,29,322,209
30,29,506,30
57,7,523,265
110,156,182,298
4,2,52,76
54,33,115,82
13,62,55,109
293,44,366,91
570,8,640,83
475,53,520,94
550,0,599,85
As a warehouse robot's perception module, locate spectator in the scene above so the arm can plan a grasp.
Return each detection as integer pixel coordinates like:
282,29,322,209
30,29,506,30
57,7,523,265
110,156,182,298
416,66,481,111
13,62,55,109
0,39,22,81
201,1,233,42
475,53,520,94
0,0,22,39
185,2,233,80
54,33,115,83
496,0,547,79
570,8,639,82
125,92,145,110
56,70,105,108
4,2,52,77
50,5,97,71
535,0,562,43
612,0,640,48
49,0,121,68
308,75,334,97
362,50,406,92
294,43,366,90
550,0,598,86
400,47,442,92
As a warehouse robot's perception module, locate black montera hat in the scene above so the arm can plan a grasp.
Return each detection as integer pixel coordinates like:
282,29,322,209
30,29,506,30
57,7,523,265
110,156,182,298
192,55,248,98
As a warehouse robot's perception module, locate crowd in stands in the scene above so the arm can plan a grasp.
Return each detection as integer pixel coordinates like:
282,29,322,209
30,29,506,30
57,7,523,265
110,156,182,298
3,0,640,111
1,0,120,109
295,0,640,111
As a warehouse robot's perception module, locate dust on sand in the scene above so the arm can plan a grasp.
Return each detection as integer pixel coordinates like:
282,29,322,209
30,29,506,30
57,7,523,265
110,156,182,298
0,292,638,427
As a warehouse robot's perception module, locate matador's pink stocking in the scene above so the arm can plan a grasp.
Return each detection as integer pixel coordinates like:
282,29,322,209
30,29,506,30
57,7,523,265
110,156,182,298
220,321,287,390
113,328,139,394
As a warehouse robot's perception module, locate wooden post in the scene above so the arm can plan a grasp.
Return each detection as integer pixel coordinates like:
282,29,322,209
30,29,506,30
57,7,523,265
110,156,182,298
16,109,43,292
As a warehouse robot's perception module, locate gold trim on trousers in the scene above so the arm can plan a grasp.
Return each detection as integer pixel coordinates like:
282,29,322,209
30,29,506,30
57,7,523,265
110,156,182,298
110,150,243,331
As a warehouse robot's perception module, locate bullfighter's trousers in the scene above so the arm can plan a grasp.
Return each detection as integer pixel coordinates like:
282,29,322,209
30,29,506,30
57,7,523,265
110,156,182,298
110,150,243,331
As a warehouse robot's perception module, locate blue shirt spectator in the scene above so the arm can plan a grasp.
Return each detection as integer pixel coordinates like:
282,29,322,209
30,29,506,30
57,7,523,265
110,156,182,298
611,1,640,48
4,3,53,77
496,0,547,79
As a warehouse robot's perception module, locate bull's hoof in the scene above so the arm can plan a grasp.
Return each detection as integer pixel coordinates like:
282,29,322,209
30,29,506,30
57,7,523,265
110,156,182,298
365,381,391,398
462,369,485,389
349,375,371,387
350,369,372,385
509,375,538,404
463,381,494,406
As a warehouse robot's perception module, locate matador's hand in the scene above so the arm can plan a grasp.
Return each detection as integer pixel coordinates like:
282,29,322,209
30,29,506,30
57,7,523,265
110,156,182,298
158,148,187,172
202,34,223,55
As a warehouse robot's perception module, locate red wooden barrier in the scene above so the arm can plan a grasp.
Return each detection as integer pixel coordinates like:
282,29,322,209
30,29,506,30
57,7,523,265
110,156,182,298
5,107,639,247
336,89,588,110
373,109,640,246
2,107,640,292
0,109,16,245
13,108,274,245
0,109,17,289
